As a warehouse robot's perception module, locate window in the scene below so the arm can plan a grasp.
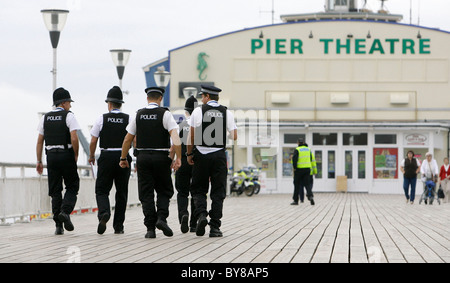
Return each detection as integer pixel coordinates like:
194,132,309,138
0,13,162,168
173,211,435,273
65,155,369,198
282,147,296,177
315,151,322,179
252,147,277,178
343,133,368,145
375,134,397,144
284,134,305,144
313,133,338,146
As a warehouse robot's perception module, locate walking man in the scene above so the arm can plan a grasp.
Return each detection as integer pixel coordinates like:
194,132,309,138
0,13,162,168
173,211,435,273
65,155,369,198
291,138,315,205
36,87,80,235
89,86,131,234
186,85,237,237
173,95,198,233
119,87,181,238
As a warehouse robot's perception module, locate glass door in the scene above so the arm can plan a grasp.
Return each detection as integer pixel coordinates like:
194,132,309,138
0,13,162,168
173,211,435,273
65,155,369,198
312,149,337,192
344,149,369,192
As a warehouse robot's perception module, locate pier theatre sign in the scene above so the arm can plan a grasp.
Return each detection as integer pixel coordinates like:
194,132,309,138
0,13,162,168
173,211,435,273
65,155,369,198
251,38,431,55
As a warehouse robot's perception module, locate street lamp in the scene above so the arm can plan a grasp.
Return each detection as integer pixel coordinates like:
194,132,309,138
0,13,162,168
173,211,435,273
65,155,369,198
182,87,197,99
110,49,132,89
154,66,171,106
41,9,69,91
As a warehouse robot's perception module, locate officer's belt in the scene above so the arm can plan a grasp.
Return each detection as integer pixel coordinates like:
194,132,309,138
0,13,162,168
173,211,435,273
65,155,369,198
137,149,169,155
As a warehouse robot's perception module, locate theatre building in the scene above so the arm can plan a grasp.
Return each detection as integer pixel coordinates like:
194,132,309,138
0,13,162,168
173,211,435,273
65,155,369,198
143,0,450,195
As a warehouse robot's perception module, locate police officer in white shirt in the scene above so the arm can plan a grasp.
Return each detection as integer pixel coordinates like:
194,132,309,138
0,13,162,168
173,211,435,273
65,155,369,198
36,87,80,235
186,85,237,237
89,86,131,235
172,95,198,233
119,87,182,238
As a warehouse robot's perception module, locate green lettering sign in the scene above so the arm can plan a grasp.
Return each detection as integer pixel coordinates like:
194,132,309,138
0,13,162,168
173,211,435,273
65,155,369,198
251,39,263,54
355,39,366,54
402,39,415,54
369,39,385,54
320,39,333,54
290,39,303,54
336,39,351,54
419,39,431,54
275,39,287,54
250,37,431,55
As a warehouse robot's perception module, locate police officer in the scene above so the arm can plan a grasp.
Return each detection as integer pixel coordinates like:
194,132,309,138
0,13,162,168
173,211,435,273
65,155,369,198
291,138,315,205
119,87,181,238
36,87,80,235
172,95,198,233
89,86,132,235
186,85,237,237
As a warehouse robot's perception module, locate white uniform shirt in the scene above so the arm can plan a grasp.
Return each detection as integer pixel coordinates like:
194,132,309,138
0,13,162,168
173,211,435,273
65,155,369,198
126,103,178,151
90,109,126,151
37,107,81,150
190,100,237,154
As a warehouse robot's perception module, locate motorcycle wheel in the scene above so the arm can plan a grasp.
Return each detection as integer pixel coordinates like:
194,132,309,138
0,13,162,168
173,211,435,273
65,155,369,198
253,184,260,194
244,185,255,197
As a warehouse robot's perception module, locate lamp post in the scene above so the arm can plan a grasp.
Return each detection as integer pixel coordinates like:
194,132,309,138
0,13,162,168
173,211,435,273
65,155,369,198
153,66,171,106
110,49,132,89
182,87,197,99
41,9,69,91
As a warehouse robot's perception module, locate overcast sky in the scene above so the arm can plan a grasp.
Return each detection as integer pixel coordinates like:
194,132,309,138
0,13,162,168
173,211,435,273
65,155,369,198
1,0,449,164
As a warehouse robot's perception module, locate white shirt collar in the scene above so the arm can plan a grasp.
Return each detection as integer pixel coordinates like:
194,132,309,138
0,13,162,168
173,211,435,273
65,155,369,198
207,100,220,107
146,102,159,109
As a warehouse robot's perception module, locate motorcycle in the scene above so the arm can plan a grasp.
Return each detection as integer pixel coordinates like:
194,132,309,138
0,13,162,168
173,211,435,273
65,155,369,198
248,167,261,195
229,169,255,196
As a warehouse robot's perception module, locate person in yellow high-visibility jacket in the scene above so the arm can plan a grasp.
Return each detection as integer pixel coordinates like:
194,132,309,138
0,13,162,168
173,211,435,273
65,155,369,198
291,138,315,205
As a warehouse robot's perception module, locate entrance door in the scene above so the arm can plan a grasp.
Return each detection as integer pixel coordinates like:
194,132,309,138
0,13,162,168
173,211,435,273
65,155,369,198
313,149,337,192
344,149,369,192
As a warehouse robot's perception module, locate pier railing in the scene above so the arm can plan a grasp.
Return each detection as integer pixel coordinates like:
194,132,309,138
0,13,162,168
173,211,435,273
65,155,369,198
0,162,139,224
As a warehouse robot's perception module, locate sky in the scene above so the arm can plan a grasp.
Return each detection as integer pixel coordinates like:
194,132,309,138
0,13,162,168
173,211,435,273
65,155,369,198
1,0,449,164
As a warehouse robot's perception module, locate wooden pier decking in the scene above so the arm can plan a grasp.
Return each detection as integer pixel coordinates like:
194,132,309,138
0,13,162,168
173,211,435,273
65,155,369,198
0,193,449,264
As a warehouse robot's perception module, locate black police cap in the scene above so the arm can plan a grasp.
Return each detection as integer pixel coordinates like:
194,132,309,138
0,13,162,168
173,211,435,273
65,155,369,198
105,86,125,104
53,87,74,106
199,85,222,96
144,87,165,96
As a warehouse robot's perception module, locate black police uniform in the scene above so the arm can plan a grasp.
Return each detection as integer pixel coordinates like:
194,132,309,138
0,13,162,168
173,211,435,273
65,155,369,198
190,85,231,237
175,95,198,232
93,86,131,234
134,88,176,237
42,88,80,232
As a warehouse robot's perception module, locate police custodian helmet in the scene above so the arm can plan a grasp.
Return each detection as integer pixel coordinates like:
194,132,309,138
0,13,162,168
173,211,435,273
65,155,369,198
105,86,125,104
184,95,198,114
53,87,74,106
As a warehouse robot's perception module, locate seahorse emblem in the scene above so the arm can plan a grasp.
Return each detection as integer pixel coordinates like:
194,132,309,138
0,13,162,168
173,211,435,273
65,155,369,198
197,52,209,81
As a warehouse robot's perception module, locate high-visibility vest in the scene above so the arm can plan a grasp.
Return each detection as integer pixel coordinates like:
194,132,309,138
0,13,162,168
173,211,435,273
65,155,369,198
310,152,317,175
296,146,312,169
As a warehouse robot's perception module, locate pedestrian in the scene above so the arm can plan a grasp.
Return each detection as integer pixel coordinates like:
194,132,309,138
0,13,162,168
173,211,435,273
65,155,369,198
36,87,80,235
305,143,317,200
291,138,315,205
172,95,198,233
439,157,450,203
400,150,421,204
89,86,131,235
186,85,237,237
119,87,181,238
420,152,439,203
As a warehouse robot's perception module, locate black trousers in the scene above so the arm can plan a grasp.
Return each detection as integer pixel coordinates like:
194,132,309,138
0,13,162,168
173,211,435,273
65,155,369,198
46,150,79,227
190,149,227,229
175,158,197,227
293,168,313,203
136,151,174,230
95,151,131,232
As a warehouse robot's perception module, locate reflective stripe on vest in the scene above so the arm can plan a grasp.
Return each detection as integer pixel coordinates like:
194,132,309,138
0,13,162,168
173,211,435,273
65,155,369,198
296,146,312,169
